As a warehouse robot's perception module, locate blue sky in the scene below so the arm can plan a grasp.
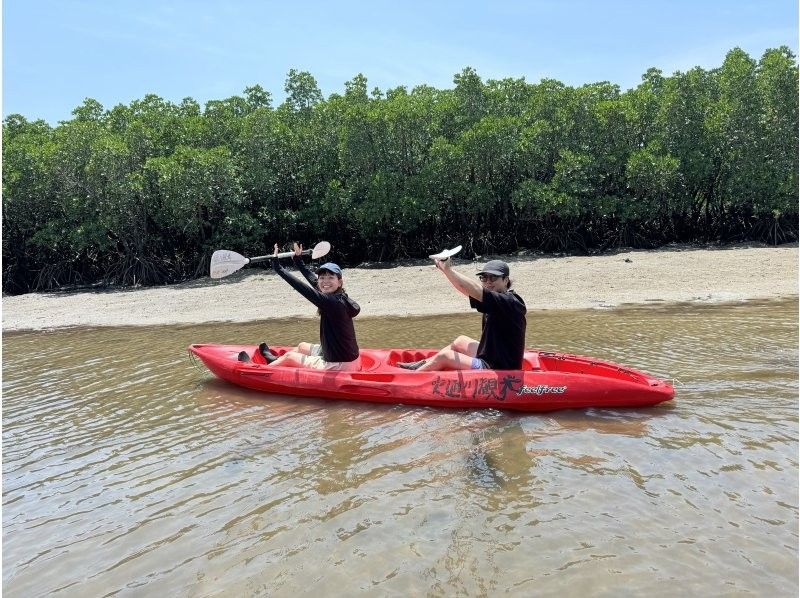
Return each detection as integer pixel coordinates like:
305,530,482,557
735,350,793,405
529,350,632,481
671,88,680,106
3,0,798,125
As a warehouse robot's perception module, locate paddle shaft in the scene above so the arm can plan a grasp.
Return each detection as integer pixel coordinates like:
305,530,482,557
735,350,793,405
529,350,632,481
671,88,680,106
247,248,313,264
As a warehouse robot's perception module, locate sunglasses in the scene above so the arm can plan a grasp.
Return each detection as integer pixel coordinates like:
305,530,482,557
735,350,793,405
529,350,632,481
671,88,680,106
478,274,501,282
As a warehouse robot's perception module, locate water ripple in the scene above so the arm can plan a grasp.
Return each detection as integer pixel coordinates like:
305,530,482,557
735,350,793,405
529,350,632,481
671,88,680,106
2,299,797,596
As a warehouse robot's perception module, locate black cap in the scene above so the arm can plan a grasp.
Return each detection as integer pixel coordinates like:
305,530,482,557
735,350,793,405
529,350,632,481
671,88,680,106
476,260,510,277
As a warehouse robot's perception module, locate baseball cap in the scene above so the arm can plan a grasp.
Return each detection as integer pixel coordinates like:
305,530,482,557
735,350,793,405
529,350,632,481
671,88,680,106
317,262,342,277
476,260,510,277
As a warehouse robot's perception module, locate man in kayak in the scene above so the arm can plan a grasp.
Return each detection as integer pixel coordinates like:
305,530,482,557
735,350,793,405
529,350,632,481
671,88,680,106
397,258,527,371
250,242,361,370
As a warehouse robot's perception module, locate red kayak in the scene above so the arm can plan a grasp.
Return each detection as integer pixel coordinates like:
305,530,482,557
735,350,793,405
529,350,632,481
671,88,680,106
189,344,674,412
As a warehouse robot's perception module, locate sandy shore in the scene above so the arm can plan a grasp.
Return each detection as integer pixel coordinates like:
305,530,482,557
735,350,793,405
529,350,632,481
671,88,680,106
2,243,797,332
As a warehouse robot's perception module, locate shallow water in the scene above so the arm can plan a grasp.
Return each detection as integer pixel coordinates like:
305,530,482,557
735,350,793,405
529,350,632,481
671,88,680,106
3,299,798,596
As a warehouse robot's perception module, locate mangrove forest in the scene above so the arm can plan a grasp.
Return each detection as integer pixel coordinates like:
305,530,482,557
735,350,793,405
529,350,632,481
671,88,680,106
2,46,797,294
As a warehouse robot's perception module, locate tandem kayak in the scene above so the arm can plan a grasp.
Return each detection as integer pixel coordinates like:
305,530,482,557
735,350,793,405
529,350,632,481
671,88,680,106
189,344,674,412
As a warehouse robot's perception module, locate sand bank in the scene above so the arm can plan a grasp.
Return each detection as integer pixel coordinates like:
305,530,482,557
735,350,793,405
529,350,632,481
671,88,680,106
2,244,797,332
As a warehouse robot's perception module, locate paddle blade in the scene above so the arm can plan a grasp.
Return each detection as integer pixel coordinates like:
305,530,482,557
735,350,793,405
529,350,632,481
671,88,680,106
311,241,331,259
210,250,249,279
429,245,463,260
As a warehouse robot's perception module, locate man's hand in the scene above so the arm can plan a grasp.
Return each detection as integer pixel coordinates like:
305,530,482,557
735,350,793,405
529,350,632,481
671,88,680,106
434,257,452,272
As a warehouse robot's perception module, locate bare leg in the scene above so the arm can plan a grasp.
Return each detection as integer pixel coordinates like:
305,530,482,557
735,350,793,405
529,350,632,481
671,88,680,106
296,342,316,355
449,335,479,357
397,336,480,371
270,351,310,368
410,336,478,371
417,348,476,371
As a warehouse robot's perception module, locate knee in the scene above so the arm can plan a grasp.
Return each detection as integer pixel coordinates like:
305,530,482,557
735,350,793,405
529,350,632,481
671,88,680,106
450,335,476,352
274,351,302,366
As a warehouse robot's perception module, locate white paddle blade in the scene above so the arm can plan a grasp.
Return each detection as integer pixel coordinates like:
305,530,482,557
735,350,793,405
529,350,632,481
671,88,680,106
429,245,463,260
311,241,331,259
210,250,249,279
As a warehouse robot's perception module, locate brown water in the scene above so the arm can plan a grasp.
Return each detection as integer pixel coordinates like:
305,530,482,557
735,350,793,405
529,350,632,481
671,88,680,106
3,299,798,596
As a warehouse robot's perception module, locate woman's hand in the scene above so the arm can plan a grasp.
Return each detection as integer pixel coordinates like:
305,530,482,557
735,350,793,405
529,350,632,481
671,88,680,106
273,243,280,257
293,242,303,256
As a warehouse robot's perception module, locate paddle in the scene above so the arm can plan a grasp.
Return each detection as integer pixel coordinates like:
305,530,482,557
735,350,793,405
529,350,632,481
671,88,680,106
210,241,331,279
429,245,463,260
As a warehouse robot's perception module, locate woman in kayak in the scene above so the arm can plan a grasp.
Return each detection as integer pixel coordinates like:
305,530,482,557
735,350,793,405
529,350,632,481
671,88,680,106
256,242,361,370
397,258,526,371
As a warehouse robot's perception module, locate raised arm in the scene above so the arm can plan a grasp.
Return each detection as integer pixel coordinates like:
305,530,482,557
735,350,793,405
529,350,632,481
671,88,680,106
271,243,324,306
434,257,483,302
291,242,319,287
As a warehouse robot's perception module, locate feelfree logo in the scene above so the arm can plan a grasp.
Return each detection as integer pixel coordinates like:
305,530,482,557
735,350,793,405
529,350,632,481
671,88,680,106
517,384,567,396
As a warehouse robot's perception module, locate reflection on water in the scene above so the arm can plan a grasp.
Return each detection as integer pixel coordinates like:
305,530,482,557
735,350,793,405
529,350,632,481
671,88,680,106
3,299,798,596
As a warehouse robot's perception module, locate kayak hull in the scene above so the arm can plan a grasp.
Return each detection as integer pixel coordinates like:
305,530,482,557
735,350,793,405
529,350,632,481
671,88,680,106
189,344,674,412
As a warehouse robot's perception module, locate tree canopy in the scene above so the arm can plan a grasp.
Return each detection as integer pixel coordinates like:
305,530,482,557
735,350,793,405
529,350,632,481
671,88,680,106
3,47,797,294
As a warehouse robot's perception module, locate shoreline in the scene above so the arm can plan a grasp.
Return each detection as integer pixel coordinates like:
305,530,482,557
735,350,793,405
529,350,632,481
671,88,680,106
2,243,797,332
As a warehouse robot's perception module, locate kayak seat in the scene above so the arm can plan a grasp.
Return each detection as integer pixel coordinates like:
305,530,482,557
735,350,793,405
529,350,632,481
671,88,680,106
522,353,542,371
384,349,543,371
358,353,379,371
251,346,289,365
387,349,437,368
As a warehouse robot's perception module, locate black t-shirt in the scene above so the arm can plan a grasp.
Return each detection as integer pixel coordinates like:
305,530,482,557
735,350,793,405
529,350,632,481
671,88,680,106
272,256,360,362
469,288,527,370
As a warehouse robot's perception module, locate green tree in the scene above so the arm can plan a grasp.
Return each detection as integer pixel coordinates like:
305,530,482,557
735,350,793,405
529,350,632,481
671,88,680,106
752,46,799,242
